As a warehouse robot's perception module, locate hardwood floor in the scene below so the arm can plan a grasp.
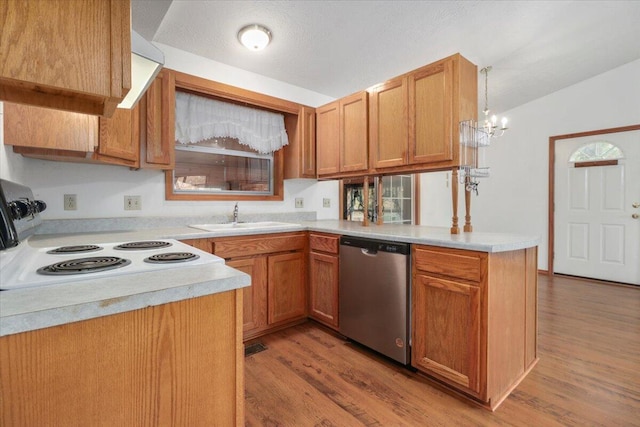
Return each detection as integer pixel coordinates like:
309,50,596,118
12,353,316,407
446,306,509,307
244,274,640,426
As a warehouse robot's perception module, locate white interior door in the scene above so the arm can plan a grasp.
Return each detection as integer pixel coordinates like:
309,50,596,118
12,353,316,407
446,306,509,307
554,130,640,285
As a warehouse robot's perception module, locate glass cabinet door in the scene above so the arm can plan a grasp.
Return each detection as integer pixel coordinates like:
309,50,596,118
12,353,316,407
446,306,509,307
343,175,414,224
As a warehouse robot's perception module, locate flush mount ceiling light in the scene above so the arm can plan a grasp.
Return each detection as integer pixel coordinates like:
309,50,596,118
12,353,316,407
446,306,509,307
238,24,272,51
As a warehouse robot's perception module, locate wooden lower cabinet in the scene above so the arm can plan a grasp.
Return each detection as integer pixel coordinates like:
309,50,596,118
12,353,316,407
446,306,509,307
0,291,245,426
413,275,482,393
412,244,538,410
308,233,340,329
211,232,308,340
228,256,268,332
268,252,307,324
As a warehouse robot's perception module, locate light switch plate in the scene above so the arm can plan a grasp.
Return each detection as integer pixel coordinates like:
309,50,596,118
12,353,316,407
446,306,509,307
124,195,141,211
323,198,331,208
295,198,304,208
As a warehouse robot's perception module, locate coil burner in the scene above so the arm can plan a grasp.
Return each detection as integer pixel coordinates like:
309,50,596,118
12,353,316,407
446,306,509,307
37,256,132,275
46,245,103,254
113,241,173,250
144,252,200,264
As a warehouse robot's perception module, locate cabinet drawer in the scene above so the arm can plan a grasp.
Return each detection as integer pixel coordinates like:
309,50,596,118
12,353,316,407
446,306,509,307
309,233,340,254
413,246,484,282
213,233,306,259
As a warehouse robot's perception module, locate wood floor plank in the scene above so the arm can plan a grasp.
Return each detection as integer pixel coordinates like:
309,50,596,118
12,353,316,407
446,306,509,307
245,274,640,426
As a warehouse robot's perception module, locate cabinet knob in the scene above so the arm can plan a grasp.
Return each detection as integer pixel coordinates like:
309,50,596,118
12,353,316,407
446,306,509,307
633,202,640,208
633,213,639,219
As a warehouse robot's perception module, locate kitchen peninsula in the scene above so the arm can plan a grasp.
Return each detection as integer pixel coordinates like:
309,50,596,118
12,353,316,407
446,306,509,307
1,219,538,421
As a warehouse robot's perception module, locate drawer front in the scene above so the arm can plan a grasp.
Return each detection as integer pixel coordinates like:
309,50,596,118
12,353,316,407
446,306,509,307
413,246,484,282
213,233,306,259
309,233,340,254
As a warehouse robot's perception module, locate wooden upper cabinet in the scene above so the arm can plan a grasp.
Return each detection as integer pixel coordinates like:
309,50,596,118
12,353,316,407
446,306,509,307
408,61,453,164
316,101,340,176
284,105,316,179
339,91,368,173
4,104,98,152
4,103,140,168
368,54,477,173
316,91,368,178
139,69,175,170
96,108,139,165
0,0,131,117
369,77,409,169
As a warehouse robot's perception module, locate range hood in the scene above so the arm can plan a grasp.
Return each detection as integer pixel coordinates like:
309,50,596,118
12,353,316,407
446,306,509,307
117,30,165,109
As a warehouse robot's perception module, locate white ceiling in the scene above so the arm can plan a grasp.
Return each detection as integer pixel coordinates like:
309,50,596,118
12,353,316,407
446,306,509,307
132,0,640,113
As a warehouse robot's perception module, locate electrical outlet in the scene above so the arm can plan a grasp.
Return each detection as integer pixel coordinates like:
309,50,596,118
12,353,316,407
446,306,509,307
323,198,331,208
295,198,304,208
64,194,77,211
124,195,141,211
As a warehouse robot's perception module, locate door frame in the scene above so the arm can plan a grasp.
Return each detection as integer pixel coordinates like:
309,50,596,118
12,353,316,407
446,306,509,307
547,124,640,276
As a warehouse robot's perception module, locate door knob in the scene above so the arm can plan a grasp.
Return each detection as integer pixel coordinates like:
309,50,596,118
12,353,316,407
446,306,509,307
633,214,639,219
633,202,640,208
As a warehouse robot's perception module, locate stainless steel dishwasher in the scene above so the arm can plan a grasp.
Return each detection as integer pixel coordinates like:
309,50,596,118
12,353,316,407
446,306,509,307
339,236,410,364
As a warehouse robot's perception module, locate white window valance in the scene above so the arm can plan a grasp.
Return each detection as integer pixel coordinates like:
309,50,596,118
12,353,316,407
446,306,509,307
175,91,289,154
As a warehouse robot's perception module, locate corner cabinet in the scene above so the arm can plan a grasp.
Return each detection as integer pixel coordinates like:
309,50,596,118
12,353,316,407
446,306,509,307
308,233,340,329
369,54,476,174
4,103,140,168
0,0,131,117
316,91,368,178
412,244,538,410
3,72,174,170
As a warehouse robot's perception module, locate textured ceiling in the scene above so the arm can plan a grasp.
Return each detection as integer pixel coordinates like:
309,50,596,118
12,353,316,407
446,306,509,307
132,0,640,114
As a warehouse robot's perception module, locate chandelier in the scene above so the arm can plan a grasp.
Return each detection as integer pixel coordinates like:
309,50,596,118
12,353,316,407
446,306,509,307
480,66,508,138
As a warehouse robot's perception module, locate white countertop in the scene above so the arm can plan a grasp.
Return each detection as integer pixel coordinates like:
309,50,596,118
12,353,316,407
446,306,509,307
0,220,538,337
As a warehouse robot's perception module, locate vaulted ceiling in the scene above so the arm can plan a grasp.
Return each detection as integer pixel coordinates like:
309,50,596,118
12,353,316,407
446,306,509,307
132,0,640,113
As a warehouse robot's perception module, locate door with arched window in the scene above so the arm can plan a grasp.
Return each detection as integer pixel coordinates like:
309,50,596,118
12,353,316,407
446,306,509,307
553,128,640,285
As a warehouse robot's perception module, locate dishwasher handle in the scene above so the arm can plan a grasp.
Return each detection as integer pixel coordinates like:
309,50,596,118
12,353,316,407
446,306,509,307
340,236,410,255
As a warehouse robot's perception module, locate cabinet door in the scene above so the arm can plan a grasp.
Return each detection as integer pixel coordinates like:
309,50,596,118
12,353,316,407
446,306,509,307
309,252,339,328
3,103,98,152
408,61,453,164
0,0,131,117
412,274,481,394
140,69,175,169
227,257,268,334
97,107,140,166
369,77,408,169
316,101,340,176
284,105,316,179
268,252,307,325
340,91,368,173
299,106,317,177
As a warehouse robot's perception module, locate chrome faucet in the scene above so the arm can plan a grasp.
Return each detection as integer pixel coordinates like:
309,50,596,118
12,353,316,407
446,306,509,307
232,202,239,224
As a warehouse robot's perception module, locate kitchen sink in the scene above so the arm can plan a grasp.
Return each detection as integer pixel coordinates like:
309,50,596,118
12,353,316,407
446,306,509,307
188,221,301,232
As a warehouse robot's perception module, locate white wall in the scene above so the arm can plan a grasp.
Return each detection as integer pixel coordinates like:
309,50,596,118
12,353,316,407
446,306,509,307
0,45,340,220
421,59,640,270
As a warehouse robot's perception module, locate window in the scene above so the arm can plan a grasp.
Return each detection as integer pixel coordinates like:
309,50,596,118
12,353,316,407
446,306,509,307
569,141,624,162
164,76,299,201
173,137,273,195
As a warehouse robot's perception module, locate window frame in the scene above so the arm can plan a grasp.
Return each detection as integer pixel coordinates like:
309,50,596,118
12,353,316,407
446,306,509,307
164,69,302,202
